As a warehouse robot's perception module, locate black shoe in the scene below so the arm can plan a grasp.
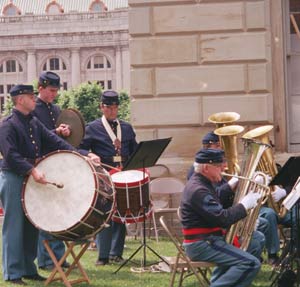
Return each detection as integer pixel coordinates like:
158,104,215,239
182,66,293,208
7,278,27,285
109,256,125,263
95,258,109,266
268,254,279,265
62,261,70,268
39,264,54,271
23,274,46,281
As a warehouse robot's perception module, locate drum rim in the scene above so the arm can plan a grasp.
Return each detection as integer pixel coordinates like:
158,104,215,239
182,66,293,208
110,168,150,187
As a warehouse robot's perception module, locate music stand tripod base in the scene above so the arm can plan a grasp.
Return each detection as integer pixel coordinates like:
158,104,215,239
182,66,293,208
114,138,172,274
43,240,91,287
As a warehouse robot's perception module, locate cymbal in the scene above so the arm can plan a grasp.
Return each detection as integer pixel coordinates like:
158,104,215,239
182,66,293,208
56,108,85,147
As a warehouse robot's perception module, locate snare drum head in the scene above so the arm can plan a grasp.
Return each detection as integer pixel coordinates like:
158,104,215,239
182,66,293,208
111,170,149,186
23,151,98,233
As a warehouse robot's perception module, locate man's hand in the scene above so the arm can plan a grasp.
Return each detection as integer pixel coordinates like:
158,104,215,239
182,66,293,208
87,153,101,165
240,192,261,210
56,124,71,137
31,168,46,184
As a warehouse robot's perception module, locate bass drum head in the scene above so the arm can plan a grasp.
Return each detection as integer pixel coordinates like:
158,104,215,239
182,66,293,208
22,151,98,233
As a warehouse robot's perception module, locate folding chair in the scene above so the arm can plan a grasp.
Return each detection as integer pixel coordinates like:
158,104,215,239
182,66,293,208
43,240,91,287
149,177,184,242
159,216,215,287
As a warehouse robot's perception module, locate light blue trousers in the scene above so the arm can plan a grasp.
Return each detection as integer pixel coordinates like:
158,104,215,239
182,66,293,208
37,231,66,267
183,231,263,287
0,171,38,280
96,220,126,259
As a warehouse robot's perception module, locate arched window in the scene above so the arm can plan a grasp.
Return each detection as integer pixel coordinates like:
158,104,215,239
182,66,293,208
45,1,64,14
0,59,23,73
42,57,67,71
2,3,21,16
87,55,111,70
89,0,107,12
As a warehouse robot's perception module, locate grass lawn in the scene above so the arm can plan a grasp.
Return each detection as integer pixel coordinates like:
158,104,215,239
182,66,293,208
0,232,276,287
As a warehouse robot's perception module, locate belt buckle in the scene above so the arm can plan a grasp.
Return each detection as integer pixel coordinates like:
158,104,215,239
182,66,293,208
113,156,122,163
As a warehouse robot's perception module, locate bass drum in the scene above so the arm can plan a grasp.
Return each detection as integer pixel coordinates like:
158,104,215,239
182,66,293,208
22,150,115,241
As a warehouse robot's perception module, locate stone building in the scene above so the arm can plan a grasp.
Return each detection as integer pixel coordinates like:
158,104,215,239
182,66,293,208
129,0,300,176
0,0,129,113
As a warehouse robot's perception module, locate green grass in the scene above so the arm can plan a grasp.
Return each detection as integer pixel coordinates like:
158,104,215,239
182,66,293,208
0,235,275,286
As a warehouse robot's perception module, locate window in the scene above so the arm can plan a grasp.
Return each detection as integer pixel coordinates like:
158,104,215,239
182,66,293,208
87,55,111,70
7,84,14,94
50,58,60,70
0,96,4,114
89,0,106,12
0,65,3,73
94,56,104,69
46,2,63,14
43,57,67,72
2,3,20,16
6,60,16,73
99,81,105,89
0,85,4,94
63,82,68,90
107,80,112,90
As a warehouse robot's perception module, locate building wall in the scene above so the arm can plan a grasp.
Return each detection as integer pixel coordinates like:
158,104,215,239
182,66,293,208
0,9,130,113
129,0,277,176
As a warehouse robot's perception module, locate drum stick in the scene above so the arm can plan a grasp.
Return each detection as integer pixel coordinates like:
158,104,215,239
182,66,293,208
96,162,122,172
46,181,64,189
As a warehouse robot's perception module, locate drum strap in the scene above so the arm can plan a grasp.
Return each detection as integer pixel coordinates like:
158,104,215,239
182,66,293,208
102,115,122,154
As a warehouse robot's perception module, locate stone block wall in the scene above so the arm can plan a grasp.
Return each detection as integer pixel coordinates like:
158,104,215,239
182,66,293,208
129,0,272,178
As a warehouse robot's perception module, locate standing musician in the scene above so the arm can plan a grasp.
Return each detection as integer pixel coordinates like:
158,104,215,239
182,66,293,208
180,148,263,287
0,85,99,285
31,71,71,271
79,90,138,266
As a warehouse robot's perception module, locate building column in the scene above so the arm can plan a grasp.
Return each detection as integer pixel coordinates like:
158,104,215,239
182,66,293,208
27,50,37,83
121,47,130,91
115,46,122,91
71,48,81,88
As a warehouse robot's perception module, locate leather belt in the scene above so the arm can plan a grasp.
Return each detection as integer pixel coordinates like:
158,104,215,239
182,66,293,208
183,230,223,241
102,156,128,163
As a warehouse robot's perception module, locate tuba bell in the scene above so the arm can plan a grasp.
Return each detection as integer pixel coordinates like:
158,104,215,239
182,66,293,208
214,125,244,175
224,139,270,251
208,112,240,128
242,125,280,213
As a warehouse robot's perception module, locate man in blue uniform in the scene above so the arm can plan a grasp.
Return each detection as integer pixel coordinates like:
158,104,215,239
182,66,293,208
79,90,138,266
0,85,77,285
31,71,71,271
180,148,262,287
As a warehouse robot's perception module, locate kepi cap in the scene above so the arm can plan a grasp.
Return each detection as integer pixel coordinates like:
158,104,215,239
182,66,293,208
39,71,61,88
101,90,120,106
9,85,35,97
202,131,219,145
195,148,225,164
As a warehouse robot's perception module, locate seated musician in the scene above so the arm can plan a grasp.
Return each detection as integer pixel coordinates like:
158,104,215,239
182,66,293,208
180,148,263,287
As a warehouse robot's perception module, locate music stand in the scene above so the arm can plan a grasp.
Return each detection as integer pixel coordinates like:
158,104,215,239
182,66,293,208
114,138,172,274
270,156,300,286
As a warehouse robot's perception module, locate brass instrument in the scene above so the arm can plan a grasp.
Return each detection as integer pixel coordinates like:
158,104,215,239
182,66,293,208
214,125,244,175
242,125,280,212
225,139,270,251
208,112,240,128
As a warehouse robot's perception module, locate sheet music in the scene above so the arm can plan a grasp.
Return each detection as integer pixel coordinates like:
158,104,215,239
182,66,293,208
282,176,300,211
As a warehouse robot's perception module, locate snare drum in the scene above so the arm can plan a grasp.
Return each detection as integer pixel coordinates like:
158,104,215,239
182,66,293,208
22,150,115,241
110,169,152,223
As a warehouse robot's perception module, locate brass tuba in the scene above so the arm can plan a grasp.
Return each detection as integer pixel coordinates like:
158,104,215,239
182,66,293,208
214,125,244,175
242,125,279,213
224,139,270,251
208,112,240,128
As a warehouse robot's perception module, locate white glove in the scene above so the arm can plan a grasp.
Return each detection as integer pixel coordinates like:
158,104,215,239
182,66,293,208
254,174,265,185
240,192,261,210
228,177,239,189
271,186,287,203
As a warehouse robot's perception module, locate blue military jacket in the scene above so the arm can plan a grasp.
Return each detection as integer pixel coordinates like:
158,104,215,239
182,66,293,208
0,109,75,176
180,172,247,230
79,118,138,167
32,97,60,132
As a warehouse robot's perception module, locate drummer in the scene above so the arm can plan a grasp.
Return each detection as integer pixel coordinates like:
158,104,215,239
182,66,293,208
0,84,99,285
32,71,71,271
79,90,138,266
